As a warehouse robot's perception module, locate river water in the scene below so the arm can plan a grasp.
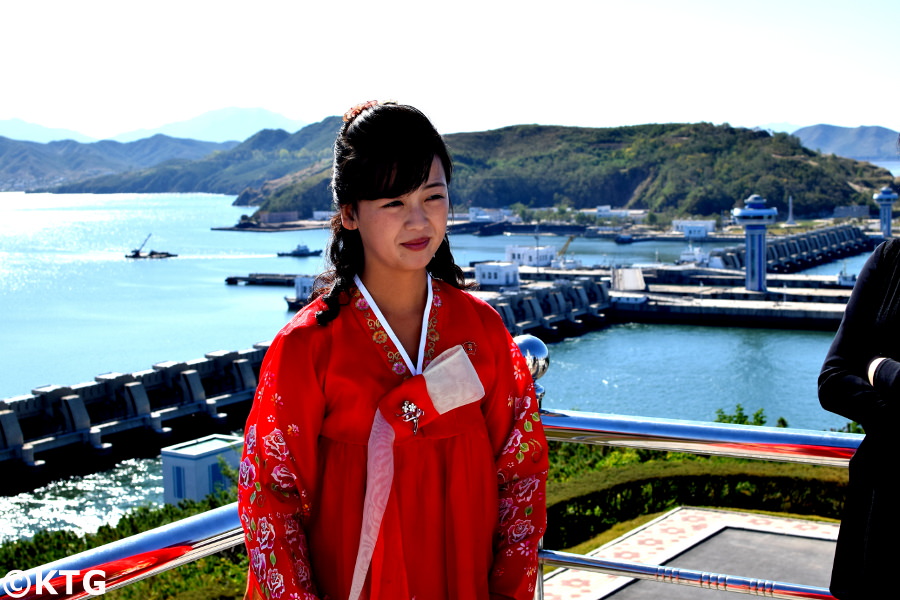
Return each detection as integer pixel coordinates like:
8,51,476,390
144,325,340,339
0,191,874,541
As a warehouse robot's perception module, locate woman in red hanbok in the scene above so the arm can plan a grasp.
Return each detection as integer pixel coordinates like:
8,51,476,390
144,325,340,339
238,102,548,600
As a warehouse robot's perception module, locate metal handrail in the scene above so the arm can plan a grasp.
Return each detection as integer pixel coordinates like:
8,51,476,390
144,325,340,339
1,412,858,600
542,408,859,467
540,549,836,600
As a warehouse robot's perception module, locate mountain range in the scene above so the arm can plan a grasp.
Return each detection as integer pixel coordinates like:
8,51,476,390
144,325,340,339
792,124,899,160
0,108,307,144
46,117,342,195
0,135,238,191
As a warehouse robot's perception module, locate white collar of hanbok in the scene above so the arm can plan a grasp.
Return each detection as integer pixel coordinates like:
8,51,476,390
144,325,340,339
353,273,433,376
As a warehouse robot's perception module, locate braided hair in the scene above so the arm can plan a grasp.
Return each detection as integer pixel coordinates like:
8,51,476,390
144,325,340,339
313,103,470,326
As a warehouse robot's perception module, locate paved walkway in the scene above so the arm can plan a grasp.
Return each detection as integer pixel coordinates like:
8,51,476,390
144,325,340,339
542,507,839,599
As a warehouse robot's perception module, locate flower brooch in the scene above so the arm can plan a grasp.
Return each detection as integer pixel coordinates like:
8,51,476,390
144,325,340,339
397,400,425,436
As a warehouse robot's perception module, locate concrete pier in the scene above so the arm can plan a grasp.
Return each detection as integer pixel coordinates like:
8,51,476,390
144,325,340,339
0,347,268,489
707,224,873,273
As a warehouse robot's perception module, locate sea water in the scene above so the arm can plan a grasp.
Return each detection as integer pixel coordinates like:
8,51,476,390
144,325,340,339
0,191,867,541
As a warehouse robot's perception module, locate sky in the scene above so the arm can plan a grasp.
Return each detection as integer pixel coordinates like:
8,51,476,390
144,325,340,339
2,0,899,139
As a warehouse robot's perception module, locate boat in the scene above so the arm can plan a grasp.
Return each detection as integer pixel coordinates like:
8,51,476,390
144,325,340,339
125,234,177,259
277,244,323,258
126,249,178,259
675,243,710,266
836,262,857,288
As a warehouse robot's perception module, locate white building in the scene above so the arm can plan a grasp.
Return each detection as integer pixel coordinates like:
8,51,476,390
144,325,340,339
162,434,243,504
468,207,516,223
295,276,316,301
474,262,520,289
596,206,648,223
312,210,333,221
505,245,555,267
672,220,716,239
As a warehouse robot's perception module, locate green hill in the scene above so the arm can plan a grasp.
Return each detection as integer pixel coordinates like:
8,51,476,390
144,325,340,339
259,122,895,219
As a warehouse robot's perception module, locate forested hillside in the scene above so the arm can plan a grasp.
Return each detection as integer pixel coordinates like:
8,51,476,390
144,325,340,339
259,122,894,219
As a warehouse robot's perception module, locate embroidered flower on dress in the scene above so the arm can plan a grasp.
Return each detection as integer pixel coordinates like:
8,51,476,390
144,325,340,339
498,497,518,525
512,360,526,381
263,429,288,461
271,464,296,491
514,475,541,502
271,392,283,406
267,568,286,598
293,559,312,587
241,510,253,540
257,516,275,550
502,429,523,455
283,513,300,539
250,547,267,583
508,519,535,543
515,394,532,421
373,330,388,344
392,362,407,375
286,423,300,437
246,425,257,455
299,489,312,517
239,458,256,489
433,294,442,307
355,297,369,311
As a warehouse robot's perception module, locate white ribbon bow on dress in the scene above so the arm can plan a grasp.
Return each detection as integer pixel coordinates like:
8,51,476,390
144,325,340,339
347,345,485,600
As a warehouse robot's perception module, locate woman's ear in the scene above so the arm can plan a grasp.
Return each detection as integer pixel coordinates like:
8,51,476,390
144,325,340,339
340,204,358,230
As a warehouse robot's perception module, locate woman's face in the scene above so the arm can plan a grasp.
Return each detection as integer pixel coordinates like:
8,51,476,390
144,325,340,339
341,156,449,283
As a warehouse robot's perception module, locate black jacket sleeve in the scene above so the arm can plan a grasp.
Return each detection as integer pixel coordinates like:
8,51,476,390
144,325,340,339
818,240,900,431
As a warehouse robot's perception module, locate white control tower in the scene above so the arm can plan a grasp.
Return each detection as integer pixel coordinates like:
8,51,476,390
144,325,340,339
874,186,898,238
732,194,778,292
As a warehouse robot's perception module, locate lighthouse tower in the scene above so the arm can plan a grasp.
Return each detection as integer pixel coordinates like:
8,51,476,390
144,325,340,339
874,186,898,238
732,194,778,292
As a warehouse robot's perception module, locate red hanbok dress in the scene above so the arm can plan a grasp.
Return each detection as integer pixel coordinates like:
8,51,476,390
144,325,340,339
238,276,548,600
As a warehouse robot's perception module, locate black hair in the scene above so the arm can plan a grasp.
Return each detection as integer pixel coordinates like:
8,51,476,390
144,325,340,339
313,103,470,326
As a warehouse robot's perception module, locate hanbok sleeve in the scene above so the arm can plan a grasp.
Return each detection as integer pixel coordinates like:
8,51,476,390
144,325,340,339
482,328,549,600
238,324,327,600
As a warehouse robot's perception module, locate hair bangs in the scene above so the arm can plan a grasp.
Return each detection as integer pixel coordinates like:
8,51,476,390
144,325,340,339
365,147,436,202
